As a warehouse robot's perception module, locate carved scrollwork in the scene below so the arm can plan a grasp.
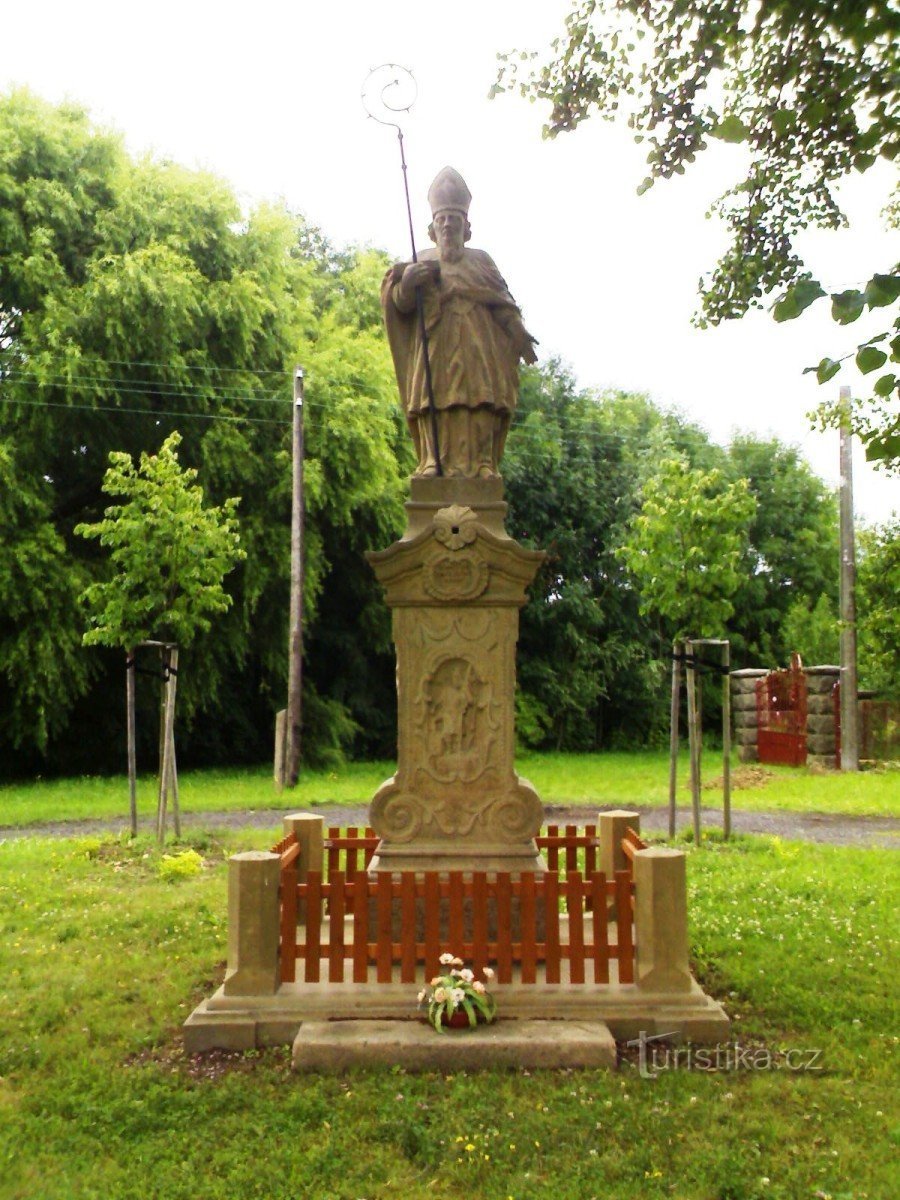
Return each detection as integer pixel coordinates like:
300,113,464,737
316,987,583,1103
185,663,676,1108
484,789,543,841
369,790,424,844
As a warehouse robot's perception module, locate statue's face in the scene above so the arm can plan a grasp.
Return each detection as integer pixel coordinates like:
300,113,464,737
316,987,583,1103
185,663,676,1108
432,210,466,261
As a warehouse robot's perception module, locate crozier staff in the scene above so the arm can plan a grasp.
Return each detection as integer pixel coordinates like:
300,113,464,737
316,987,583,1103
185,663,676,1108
381,166,537,479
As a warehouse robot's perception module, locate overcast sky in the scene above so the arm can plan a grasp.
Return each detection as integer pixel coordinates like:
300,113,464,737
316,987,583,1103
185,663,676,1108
3,0,897,521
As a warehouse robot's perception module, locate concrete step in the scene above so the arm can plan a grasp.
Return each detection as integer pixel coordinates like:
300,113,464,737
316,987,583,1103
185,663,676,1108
291,1017,617,1071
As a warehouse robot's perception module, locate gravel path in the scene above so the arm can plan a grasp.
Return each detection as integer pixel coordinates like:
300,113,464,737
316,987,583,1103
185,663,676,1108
2,804,897,848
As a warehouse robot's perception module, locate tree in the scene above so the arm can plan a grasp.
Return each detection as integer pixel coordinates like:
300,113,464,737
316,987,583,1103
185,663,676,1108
0,89,411,775
494,1,900,467
75,432,244,648
726,434,838,665
856,517,900,695
504,361,725,749
619,455,757,637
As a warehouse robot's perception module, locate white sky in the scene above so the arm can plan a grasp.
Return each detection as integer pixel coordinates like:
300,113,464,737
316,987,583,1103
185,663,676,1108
3,0,898,522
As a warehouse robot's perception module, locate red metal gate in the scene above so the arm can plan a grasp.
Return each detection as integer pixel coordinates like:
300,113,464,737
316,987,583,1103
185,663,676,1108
756,654,808,766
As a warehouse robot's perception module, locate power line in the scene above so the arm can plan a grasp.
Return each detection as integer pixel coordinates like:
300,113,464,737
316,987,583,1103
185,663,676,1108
0,393,289,427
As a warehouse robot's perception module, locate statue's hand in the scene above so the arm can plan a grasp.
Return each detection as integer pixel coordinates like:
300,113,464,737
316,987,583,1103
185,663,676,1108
521,336,539,366
398,261,439,306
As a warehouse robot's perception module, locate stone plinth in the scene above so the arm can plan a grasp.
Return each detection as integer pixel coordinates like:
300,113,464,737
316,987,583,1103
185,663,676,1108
365,478,545,874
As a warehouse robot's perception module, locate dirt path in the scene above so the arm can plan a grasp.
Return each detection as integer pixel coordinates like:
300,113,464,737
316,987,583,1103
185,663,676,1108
2,804,897,848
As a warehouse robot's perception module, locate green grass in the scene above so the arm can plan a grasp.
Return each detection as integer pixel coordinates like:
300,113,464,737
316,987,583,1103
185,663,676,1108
0,827,897,1199
1,751,897,828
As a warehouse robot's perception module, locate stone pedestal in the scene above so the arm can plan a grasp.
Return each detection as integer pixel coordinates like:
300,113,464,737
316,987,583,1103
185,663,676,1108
365,478,546,874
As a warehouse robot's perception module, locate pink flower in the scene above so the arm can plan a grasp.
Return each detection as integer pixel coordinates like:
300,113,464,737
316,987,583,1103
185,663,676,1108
473,981,486,994
482,967,495,980
460,968,474,983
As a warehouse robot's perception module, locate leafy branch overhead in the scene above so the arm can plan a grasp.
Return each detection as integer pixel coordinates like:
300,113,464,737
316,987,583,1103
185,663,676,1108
494,0,900,467
76,432,245,649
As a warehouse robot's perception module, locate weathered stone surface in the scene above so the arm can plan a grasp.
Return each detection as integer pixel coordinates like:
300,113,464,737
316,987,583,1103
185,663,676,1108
734,726,758,746
292,1018,617,1072
223,852,280,997
807,712,836,736
737,746,759,763
366,480,546,874
730,691,759,713
804,668,840,694
634,848,691,993
807,733,836,755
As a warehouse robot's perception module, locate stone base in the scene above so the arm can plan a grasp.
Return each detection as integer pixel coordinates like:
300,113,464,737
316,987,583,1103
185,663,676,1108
184,970,729,1054
367,842,546,875
291,1018,617,1072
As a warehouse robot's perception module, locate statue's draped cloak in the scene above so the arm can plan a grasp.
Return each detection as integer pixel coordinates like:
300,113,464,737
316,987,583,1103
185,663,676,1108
381,248,523,417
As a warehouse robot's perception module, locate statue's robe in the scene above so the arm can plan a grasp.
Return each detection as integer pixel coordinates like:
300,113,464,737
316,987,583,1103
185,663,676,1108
381,247,526,421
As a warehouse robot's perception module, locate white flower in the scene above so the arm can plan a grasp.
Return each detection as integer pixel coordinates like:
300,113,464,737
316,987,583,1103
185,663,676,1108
450,987,466,1008
450,969,462,977
459,968,474,983
417,990,427,1003
452,957,464,968
482,967,495,980
439,952,455,965
473,981,486,994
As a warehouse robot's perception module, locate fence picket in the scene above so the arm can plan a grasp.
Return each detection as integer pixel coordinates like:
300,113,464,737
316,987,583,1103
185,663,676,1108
448,871,464,953
345,826,358,881
424,873,441,978
376,872,393,982
615,870,634,983
352,874,368,983
328,870,346,983
279,856,298,984
568,870,585,984
520,872,537,984
304,871,322,983
472,872,489,976
544,872,561,983
496,873,513,983
400,873,417,984
591,871,609,983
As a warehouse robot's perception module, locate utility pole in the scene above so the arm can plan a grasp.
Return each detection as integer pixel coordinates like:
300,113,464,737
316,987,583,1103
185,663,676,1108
839,385,859,772
286,366,305,787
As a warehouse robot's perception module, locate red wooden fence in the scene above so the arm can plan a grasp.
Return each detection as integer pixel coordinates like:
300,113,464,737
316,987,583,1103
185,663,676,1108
272,825,636,988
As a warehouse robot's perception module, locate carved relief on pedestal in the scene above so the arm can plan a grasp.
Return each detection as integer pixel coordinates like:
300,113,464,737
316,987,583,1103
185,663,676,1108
418,655,498,783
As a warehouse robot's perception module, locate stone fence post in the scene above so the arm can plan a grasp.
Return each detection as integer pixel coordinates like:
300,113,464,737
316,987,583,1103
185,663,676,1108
633,847,692,993
223,851,281,996
804,665,841,768
730,668,767,763
283,813,324,924
598,810,640,877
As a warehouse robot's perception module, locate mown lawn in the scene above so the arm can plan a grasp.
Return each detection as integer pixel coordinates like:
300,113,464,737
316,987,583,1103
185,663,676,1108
0,826,896,1199
1,751,897,828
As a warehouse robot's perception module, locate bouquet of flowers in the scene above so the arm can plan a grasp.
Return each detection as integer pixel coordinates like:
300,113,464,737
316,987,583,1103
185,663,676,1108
417,953,497,1033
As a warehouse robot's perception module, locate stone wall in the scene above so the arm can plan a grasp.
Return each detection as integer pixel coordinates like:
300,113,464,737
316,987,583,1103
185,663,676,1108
729,669,767,763
804,665,840,768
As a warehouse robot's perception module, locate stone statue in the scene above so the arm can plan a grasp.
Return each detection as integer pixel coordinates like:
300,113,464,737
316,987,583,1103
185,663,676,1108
381,167,537,479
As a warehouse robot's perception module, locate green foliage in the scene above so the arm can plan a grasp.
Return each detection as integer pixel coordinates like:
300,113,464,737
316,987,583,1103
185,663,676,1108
726,434,839,665
620,456,757,637
495,1,900,467
156,847,204,881
857,517,900,695
0,89,409,773
76,432,245,648
779,593,840,666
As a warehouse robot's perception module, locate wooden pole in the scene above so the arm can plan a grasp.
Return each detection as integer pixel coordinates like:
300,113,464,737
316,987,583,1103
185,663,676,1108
286,366,305,788
168,647,181,838
839,386,859,772
156,645,169,843
668,639,682,838
157,645,178,844
722,641,731,840
685,639,702,844
126,649,137,838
